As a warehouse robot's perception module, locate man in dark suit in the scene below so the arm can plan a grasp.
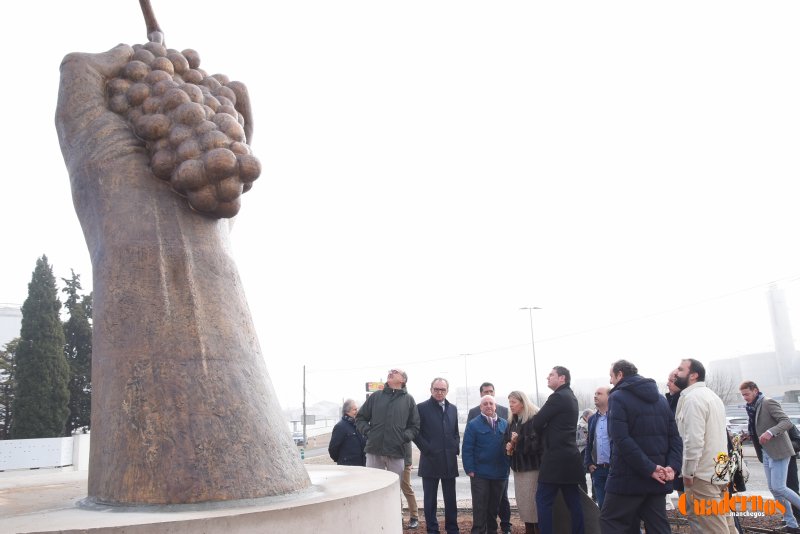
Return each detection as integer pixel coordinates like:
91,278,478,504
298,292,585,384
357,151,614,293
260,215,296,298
533,366,585,534
467,382,509,422
467,382,511,534
414,378,460,534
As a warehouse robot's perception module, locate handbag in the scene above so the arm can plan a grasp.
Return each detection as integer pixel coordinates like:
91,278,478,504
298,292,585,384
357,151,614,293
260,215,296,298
726,432,748,493
789,425,800,454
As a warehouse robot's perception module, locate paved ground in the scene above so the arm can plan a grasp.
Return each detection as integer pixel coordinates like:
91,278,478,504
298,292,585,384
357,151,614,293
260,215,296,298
0,433,778,533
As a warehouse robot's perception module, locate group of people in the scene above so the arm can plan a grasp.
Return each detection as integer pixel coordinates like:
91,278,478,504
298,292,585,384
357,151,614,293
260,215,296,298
582,359,800,534
326,360,800,534
327,368,539,533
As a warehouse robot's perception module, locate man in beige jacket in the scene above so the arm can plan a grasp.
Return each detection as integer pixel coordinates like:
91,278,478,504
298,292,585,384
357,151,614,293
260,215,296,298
674,358,735,533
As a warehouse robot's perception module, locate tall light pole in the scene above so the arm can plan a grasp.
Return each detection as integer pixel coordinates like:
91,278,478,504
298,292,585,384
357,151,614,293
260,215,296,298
520,307,542,404
460,353,471,409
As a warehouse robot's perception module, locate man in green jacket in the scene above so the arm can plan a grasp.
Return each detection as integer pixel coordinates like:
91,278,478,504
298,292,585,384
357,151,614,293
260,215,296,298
357,368,421,477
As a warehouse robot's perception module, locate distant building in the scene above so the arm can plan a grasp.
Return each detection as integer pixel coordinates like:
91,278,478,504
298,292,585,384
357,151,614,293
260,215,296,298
708,284,800,398
0,304,22,348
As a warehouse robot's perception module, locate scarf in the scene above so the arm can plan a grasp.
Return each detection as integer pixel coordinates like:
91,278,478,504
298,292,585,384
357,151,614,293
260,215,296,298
484,413,498,431
745,392,763,439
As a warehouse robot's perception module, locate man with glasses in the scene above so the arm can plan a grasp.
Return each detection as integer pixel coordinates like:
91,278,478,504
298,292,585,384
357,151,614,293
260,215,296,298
414,378,460,534
357,368,421,528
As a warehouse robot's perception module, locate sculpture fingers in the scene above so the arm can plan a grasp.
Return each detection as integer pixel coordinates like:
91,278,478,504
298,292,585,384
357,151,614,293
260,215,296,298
101,41,262,219
226,81,253,144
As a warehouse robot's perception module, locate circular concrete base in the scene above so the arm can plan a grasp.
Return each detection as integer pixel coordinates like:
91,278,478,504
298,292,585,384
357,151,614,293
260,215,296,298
3,465,401,534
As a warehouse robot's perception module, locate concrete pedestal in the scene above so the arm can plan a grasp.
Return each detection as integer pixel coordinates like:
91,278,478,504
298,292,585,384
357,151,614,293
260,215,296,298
2,465,400,534
553,489,600,534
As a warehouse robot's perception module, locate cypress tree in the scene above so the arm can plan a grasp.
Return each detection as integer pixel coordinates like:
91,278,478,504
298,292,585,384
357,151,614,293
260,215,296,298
10,256,70,438
62,271,92,435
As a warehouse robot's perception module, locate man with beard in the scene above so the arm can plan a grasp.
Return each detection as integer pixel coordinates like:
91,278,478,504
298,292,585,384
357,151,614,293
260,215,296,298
664,371,684,494
599,360,682,534
673,358,734,533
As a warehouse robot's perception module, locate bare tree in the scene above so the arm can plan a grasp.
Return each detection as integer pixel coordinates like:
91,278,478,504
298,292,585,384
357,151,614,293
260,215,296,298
573,388,595,414
706,371,741,406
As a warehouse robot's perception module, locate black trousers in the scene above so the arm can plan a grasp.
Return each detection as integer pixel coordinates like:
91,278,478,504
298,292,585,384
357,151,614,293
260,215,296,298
422,477,458,534
470,476,505,534
499,479,511,530
788,455,800,522
599,492,671,534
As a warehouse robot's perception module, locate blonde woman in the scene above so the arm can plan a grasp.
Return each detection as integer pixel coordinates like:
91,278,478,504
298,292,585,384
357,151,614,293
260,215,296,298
504,391,543,534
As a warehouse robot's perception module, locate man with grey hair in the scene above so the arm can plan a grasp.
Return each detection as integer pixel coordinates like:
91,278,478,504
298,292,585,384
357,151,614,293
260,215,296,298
463,394,510,534
414,377,460,534
467,381,511,534
328,399,366,466
356,368,420,528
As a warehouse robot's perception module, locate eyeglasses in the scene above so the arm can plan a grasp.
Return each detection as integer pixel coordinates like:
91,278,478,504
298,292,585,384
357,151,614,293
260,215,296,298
432,388,447,393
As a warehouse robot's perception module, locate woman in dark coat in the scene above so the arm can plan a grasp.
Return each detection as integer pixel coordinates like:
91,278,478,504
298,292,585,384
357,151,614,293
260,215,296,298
504,390,543,534
328,399,367,466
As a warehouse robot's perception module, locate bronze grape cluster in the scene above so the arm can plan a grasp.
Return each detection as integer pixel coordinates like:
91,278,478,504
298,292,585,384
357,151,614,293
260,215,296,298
107,40,261,218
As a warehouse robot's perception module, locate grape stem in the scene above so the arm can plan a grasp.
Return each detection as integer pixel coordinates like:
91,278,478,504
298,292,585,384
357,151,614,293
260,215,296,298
139,0,164,45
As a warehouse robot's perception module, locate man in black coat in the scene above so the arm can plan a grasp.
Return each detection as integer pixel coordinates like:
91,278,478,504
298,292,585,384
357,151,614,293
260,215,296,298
467,382,510,422
533,366,586,534
328,398,367,466
467,382,511,534
414,378,460,534
599,360,682,534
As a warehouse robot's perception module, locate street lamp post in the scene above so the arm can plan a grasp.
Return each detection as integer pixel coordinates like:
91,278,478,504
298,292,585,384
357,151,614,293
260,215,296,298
460,353,471,409
520,307,542,404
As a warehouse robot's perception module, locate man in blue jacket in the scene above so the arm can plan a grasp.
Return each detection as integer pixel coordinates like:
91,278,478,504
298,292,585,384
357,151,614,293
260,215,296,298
463,395,509,534
599,360,682,534
414,378,460,534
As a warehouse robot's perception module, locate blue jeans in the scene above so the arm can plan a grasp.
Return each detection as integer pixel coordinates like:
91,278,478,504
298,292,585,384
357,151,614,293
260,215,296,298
536,481,585,534
591,465,610,509
764,449,800,528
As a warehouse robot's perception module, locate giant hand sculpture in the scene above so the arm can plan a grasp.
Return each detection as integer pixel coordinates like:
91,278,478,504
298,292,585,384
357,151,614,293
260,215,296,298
55,43,310,505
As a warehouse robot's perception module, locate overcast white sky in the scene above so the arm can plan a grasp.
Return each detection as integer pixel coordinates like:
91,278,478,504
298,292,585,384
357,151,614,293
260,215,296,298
4,1,800,410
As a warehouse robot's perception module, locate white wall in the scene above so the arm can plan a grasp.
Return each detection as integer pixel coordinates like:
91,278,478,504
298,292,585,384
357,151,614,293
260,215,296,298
0,433,90,471
0,304,22,348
